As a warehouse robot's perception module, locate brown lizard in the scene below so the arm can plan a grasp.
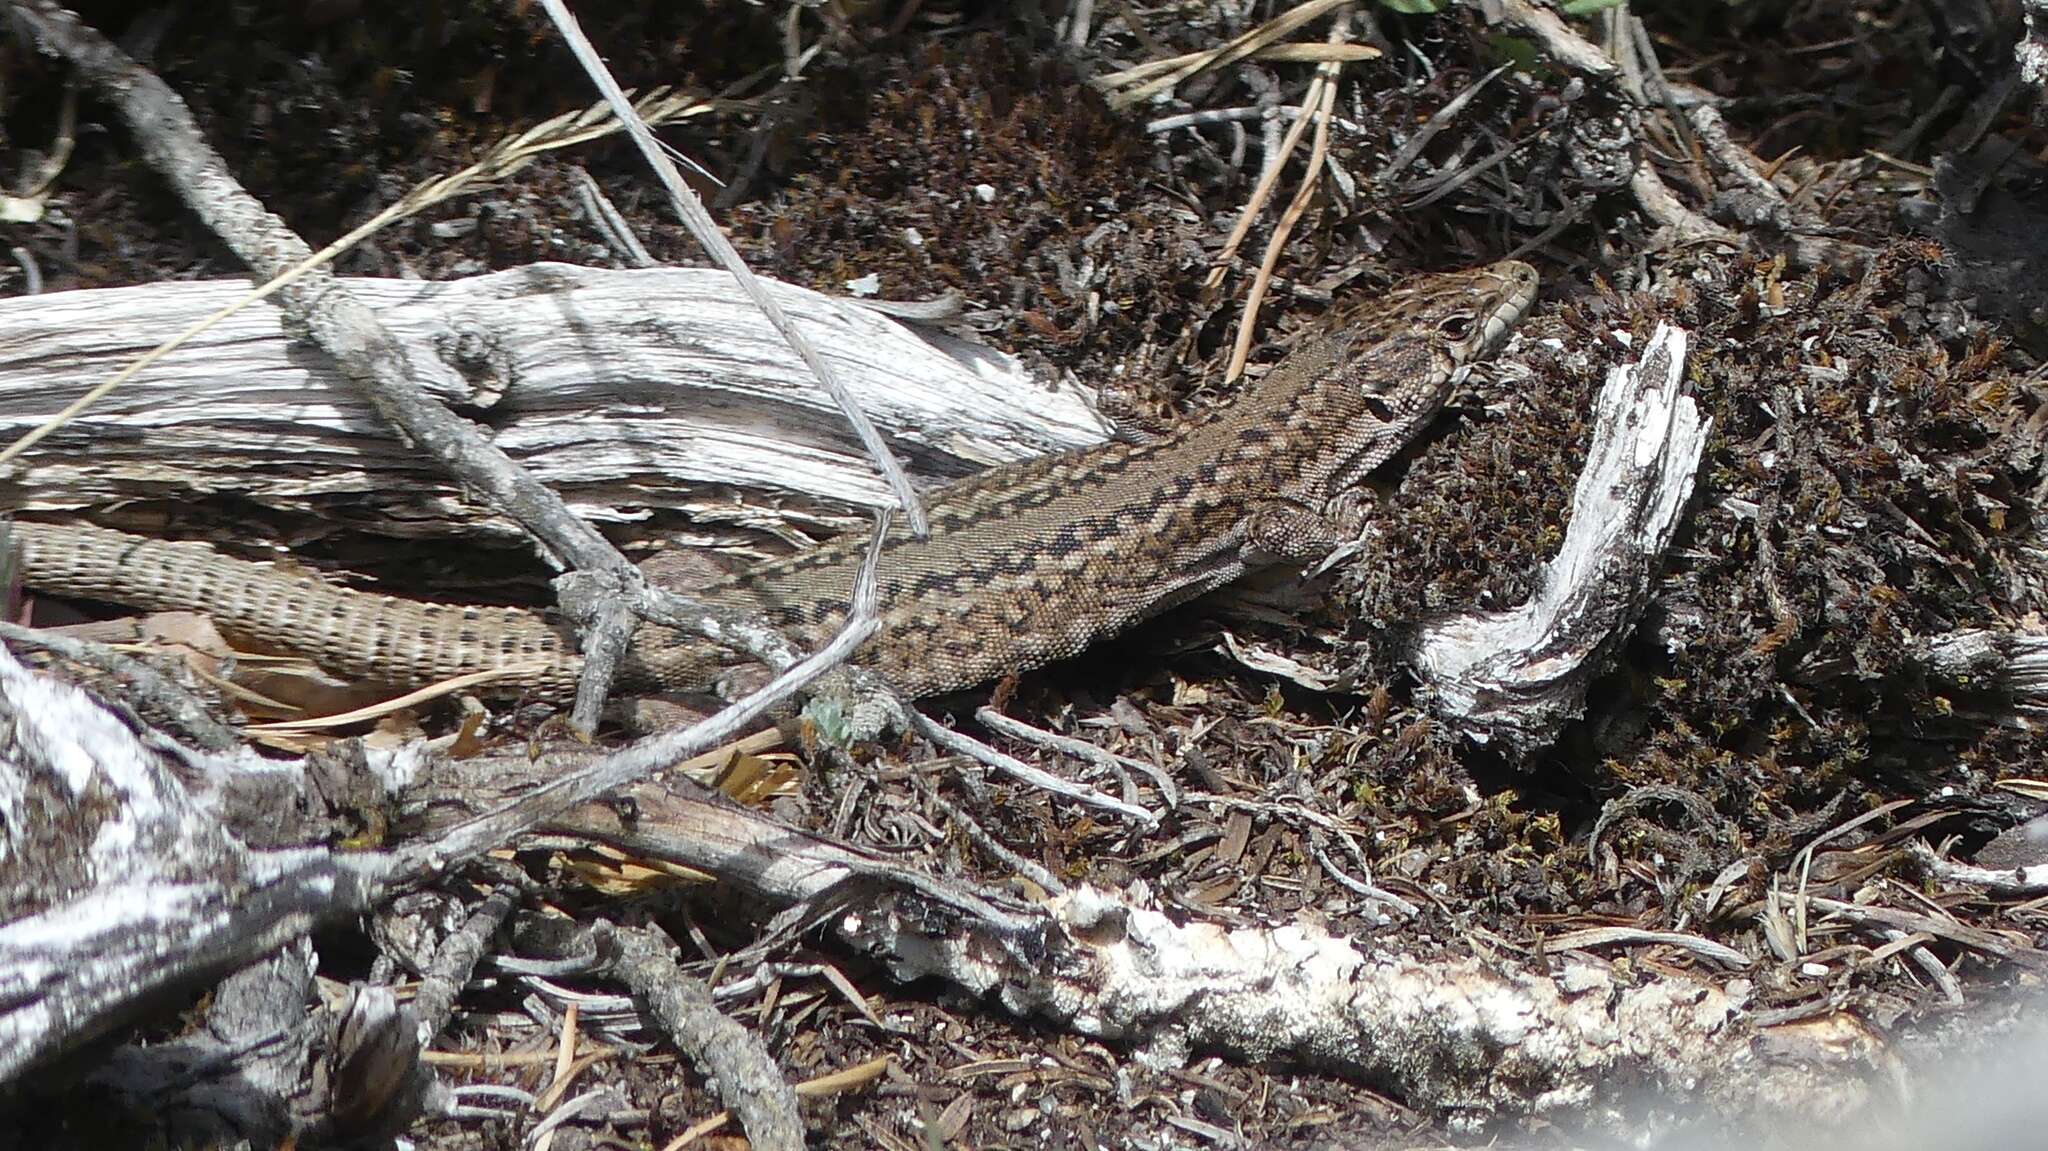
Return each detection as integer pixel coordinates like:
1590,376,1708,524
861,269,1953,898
9,260,1537,702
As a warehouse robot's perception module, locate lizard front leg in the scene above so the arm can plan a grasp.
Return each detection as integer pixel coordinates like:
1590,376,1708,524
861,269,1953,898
1240,487,1385,569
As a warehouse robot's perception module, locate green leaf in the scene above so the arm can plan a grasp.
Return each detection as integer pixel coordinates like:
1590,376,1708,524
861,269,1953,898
1377,0,1441,13
1560,0,1627,12
1487,32,1543,73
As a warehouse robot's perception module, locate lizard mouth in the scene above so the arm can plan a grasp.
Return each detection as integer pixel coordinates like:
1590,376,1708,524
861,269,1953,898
1472,259,1540,360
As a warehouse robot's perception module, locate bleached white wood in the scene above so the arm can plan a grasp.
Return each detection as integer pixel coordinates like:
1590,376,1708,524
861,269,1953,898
0,639,395,1085
1413,323,1708,752
0,263,1109,536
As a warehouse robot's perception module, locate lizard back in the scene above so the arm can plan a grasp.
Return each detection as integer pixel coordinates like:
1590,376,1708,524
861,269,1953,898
11,259,1537,701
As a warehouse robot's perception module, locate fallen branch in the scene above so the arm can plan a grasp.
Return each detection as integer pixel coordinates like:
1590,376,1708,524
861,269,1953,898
0,265,1100,537
1909,840,2048,897
601,924,802,1151
524,756,1888,1137
1412,322,1708,753
1912,627,2048,713
0,516,884,1130
0,640,397,1087
0,597,1916,1143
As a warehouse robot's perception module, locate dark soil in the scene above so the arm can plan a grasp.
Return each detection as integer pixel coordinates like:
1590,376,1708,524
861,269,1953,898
9,0,2048,1147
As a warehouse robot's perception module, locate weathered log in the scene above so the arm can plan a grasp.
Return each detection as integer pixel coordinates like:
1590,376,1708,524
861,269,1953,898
0,264,1107,542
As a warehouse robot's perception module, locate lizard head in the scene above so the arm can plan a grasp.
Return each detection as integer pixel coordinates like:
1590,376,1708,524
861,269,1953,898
1310,257,1539,415
1332,257,1539,405
1370,258,1539,366
1283,258,1539,495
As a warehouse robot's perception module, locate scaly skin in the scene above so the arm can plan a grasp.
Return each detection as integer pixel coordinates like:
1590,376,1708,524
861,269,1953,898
12,260,1538,700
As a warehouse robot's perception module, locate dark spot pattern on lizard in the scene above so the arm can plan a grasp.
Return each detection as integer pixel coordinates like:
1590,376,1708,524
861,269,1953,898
10,261,1538,702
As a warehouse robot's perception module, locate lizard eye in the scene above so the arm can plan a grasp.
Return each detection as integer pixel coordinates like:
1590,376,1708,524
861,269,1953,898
1436,313,1476,341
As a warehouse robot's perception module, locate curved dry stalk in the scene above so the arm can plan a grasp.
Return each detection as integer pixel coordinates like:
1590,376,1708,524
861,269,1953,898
1225,18,1349,382
536,0,929,539
0,86,713,469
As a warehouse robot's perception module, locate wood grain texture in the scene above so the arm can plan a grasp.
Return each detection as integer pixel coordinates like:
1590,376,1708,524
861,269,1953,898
0,263,1103,537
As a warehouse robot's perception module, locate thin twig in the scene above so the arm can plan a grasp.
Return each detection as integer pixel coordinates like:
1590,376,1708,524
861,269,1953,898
1376,63,1508,184
400,509,893,875
1306,841,1420,920
975,705,1181,808
0,617,239,750
923,783,1068,895
1542,925,1752,969
659,1056,889,1151
535,0,927,539
1204,66,1322,301
1629,160,1738,248
572,166,657,268
913,709,1160,828
409,888,518,1043
1095,0,1358,109
1492,0,1617,78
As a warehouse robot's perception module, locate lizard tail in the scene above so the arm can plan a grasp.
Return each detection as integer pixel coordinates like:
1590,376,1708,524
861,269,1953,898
8,521,714,700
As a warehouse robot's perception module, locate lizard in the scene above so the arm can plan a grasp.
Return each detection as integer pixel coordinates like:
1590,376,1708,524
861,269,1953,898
8,259,1537,703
